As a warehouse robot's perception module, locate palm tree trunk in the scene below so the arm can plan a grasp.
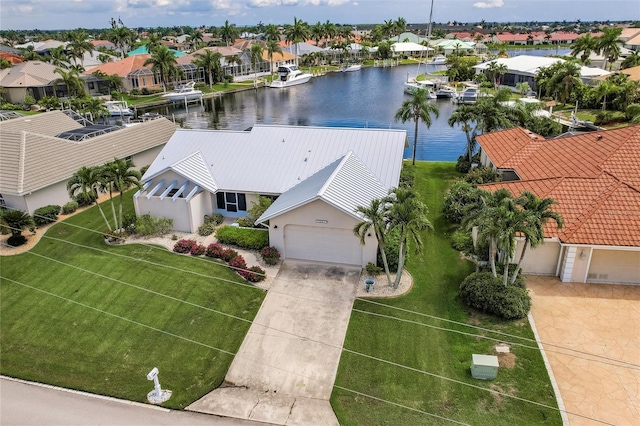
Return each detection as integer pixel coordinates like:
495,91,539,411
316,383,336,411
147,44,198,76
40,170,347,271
393,237,406,289
502,253,510,286
109,190,118,230
376,235,393,287
510,240,528,285
118,192,124,229
489,237,497,277
466,131,473,163
209,70,213,88
412,119,419,166
96,202,112,232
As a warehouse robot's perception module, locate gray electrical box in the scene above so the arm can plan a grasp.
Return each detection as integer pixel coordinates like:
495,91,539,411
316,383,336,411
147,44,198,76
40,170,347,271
471,354,499,380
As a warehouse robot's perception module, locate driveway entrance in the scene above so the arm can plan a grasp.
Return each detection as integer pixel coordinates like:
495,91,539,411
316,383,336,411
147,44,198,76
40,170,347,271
188,260,361,425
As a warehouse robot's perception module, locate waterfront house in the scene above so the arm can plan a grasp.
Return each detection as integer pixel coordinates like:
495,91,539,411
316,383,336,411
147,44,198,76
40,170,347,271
476,126,640,285
0,111,177,214
134,125,407,267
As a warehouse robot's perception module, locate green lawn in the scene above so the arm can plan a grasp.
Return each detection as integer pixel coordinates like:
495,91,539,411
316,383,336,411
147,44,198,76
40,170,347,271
331,162,561,425
0,195,265,409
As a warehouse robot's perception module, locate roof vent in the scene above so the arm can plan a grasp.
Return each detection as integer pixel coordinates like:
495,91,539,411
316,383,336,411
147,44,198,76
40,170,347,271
597,135,603,140
304,157,307,162
282,138,285,143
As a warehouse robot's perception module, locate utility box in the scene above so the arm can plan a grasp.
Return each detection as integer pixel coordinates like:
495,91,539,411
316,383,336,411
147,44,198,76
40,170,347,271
471,354,499,380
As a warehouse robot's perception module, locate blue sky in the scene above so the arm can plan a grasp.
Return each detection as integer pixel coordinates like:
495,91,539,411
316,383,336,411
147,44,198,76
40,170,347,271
1,0,638,31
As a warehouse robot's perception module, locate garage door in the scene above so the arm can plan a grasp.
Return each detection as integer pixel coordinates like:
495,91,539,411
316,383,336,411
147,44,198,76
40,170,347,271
284,225,363,266
588,250,640,285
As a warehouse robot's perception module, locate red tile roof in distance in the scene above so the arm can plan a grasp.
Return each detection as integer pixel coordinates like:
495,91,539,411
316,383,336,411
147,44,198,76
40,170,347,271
478,125,640,247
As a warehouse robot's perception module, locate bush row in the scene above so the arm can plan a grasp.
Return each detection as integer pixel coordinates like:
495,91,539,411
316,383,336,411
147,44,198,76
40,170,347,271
172,239,266,283
33,205,61,226
215,225,269,250
459,272,531,320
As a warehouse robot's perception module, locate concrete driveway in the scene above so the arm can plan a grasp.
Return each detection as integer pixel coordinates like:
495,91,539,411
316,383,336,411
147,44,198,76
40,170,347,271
188,260,361,425
527,276,640,426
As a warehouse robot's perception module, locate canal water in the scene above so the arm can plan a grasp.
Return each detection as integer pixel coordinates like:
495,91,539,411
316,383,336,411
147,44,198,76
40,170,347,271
140,48,570,162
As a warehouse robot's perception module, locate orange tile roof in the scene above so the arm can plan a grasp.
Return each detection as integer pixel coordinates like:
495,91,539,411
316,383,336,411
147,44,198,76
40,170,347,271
478,125,640,247
83,54,152,77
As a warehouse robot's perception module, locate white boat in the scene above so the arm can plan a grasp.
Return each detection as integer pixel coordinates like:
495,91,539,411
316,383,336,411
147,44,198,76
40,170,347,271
404,79,436,98
105,100,134,117
430,55,447,65
456,87,479,104
435,85,456,98
341,64,362,72
270,64,312,88
162,82,203,102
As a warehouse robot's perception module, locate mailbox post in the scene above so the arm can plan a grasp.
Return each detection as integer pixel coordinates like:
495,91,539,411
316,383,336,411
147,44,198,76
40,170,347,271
146,367,172,403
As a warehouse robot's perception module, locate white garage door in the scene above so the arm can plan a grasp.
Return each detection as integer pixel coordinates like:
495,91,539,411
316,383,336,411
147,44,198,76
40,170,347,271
588,250,640,285
284,225,363,266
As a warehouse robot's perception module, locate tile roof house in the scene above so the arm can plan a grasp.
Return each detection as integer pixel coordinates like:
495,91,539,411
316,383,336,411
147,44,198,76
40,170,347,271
0,111,177,214
476,126,640,285
135,125,407,267
84,55,162,92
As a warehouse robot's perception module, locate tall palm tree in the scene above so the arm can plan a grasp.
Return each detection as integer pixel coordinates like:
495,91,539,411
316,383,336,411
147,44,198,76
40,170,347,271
310,22,324,46
220,20,238,47
354,198,393,286
548,61,581,105
284,17,310,67
250,43,264,86
394,17,407,41
596,27,624,70
189,30,204,50
265,40,282,75
47,45,69,68
108,26,133,58
145,32,163,54
263,24,280,42
103,159,142,230
448,104,477,163
570,33,596,65
394,88,440,165
386,187,433,289
382,19,395,41
594,80,619,111
486,61,508,89
143,45,178,91
193,49,223,88
67,30,93,66
67,166,111,231
54,67,86,98
621,51,640,69
323,20,337,47
511,191,563,285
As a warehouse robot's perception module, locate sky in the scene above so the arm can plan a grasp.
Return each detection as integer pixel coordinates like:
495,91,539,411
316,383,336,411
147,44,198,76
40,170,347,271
1,0,639,31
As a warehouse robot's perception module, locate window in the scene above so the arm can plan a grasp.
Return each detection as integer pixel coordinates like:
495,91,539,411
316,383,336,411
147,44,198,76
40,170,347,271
216,192,246,212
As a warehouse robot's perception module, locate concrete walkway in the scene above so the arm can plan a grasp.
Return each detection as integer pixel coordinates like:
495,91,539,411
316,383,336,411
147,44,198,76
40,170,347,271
188,260,361,425
527,276,640,426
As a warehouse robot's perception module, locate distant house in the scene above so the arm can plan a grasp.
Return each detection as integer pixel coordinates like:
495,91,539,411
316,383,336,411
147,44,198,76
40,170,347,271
91,40,117,51
134,125,407,267
476,126,640,285
0,111,177,214
390,42,432,58
473,55,610,91
85,55,174,93
435,39,475,56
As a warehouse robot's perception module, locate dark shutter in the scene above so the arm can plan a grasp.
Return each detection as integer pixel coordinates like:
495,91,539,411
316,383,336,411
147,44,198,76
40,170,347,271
238,193,247,211
216,192,225,210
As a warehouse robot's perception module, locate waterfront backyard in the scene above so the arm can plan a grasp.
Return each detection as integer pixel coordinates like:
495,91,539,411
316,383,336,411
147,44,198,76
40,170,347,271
0,163,561,424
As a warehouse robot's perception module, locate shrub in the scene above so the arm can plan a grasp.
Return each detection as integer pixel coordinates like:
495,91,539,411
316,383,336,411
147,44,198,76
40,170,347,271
243,266,266,282
378,228,403,273
456,155,472,174
190,244,206,256
228,255,247,271
7,235,27,247
135,214,173,236
399,165,415,188
62,201,78,215
122,213,137,234
198,213,224,236
442,180,482,224
205,243,224,258
459,272,531,320
260,246,281,265
173,239,197,254
220,248,239,262
365,262,383,276
464,166,500,185
33,205,61,226
215,225,269,250
74,192,96,207
451,229,473,253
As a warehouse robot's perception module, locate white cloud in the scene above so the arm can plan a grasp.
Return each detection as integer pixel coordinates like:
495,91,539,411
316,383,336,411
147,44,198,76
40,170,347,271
473,0,504,9
249,0,348,7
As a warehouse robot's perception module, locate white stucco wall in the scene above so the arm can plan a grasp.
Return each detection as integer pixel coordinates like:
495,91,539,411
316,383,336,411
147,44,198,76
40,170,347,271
267,199,377,267
515,239,561,275
135,195,192,232
21,181,71,214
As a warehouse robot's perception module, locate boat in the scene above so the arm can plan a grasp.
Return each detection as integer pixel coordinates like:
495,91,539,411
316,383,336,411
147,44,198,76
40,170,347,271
404,79,437,98
456,87,479,104
341,64,362,72
270,64,312,88
162,82,203,102
434,85,457,98
105,100,134,117
430,55,447,65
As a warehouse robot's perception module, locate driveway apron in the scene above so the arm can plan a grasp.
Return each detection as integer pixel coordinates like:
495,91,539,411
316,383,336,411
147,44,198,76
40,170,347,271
188,260,361,425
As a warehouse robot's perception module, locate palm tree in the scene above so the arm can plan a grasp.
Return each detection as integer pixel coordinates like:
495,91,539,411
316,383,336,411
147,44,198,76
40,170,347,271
145,32,163,54
448,104,477,163
386,188,433,289
67,30,93,66
143,45,178,91
189,30,204,50
323,20,337,47
250,43,264,87
471,94,513,134
54,67,86,98
284,17,310,67
594,80,619,111
47,45,69,68
20,45,42,61
193,49,223,88
394,88,440,165
81,97,108,122
486,61,508,89
1,209,34,243
570,33,596,65
510,191,563,285
108,25,133,58
220,20,238,47
394,17,407,41
621,51,640,69
354,198,393,286
263,24,280,42
67,166,112,231
103,159,142,230
310,22,324,46
382,19,395,41
265,40,283,75
596,27,624,70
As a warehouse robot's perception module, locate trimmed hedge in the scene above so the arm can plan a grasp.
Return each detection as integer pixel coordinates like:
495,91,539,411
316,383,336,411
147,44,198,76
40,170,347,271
459,272,531,320
62,201,79,215
260,246,281,266
33,205,61,226
215,225,269,250
173,239,197,254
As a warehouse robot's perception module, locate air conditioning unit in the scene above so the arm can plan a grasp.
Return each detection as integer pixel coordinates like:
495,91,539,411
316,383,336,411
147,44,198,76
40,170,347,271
471,354,499,380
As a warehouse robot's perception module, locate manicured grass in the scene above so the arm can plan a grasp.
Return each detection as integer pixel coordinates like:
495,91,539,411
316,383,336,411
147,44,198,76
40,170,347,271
331,162,561,425
0,194,265,409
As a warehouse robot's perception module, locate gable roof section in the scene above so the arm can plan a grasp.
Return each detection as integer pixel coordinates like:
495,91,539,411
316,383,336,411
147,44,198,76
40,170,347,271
143,125,407,195
0,111,177,195
257,152,389,223
170,151,218,193
478,125,640,247
84,55,152,78
0,61,61,87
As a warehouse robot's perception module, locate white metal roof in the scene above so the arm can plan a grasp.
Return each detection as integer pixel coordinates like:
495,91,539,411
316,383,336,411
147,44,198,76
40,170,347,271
142,124,407,195
473,55,610,78
391,42,432,53
257,151,389,223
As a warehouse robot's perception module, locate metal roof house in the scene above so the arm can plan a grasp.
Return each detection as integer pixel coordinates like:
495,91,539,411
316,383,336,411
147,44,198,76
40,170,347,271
0,111,177,214
135,125,408,266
